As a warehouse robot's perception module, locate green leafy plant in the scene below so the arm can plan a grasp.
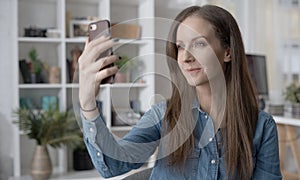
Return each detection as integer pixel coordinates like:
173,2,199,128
13,107,82,148
283,83,300,104
115,55,137,73
28,47,42,75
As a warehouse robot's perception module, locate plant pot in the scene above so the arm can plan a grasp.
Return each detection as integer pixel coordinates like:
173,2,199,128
292,103,300,119
31,145,52,180
73,149,94,171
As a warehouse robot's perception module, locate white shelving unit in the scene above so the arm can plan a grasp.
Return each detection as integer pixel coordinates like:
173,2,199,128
13,0,155,177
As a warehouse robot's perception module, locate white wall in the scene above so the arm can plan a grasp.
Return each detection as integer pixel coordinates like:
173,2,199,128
0,0,16,179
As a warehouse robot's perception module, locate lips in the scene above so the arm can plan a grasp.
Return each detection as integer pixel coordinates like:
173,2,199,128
186,67,202,72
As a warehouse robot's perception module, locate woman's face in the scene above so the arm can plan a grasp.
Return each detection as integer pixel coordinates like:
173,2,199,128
176,16,230,86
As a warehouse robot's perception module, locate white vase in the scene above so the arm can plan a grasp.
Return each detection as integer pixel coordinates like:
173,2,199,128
30,145,52,180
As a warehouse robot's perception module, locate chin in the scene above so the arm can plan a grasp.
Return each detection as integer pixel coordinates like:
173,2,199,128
186,78,208,87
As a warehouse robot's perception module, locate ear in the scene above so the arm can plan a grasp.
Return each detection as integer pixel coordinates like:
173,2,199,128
224,48,231,62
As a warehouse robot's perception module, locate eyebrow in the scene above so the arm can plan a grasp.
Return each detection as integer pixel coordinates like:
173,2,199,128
176,35,208,43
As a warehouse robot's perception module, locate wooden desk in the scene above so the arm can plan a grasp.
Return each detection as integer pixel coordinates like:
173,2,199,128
273,116,300,179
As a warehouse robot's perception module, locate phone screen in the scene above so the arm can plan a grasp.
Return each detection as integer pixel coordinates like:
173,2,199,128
88,20,114,84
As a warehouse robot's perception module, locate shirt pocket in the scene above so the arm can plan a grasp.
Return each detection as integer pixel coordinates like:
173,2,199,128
184,147,201,179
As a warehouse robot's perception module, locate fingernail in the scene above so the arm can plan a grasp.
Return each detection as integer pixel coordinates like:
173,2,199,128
113,38,119,42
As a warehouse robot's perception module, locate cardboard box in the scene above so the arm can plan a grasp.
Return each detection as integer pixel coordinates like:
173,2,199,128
111,23,141,39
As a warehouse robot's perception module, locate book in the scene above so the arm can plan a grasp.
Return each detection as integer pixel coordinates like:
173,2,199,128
19,59,31,83
42,96,58,110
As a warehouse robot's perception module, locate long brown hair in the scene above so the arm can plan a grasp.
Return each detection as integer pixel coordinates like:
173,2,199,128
164,5,258,179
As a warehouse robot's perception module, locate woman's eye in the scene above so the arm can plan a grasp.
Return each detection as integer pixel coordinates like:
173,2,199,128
193,41,206,48
176,43,185,50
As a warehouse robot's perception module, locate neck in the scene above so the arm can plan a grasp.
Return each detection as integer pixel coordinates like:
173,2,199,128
196,77,227,131
196,83,211,113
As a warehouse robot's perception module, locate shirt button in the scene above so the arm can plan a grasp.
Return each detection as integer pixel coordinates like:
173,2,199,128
89,127,94,132
211,159,216,164
97,152,101,156
205,115,208,119
209,138,213,142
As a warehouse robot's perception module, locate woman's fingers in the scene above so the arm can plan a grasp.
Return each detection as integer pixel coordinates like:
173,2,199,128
95,66,119,84
89,38,119,60
79,35,114,64
79,38,118,71
93,55,119,71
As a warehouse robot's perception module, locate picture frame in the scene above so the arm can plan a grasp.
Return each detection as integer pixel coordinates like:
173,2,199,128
69,20,93,38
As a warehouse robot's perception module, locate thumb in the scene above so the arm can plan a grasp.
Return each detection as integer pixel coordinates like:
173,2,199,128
84,37,90,50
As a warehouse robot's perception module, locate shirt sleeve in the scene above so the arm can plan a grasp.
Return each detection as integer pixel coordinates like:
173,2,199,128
81,103,163,178
252,116,282,180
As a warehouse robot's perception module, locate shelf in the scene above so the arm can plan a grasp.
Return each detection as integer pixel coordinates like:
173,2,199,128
67,83,147,88
102,83,147,88
18,37,61,43
118,39,149,45
65,38,149,45
65,0,100,5
18,84,62,89
66,84,79,88
273,115,300,127
111,0,147,6
65,37,86,43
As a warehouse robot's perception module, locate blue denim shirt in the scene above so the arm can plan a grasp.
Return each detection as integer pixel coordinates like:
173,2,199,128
82,101,282,179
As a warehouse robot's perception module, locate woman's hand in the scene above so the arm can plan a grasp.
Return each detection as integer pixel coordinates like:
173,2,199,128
78,35,119,118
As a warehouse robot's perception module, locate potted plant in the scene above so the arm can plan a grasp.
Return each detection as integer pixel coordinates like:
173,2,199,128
114,55,137,83
13,106,82,180
28,47,43,83
283,83,300,118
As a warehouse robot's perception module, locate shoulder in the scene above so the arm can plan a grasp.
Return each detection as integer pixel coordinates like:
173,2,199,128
256,110,277,131
253,111,279,152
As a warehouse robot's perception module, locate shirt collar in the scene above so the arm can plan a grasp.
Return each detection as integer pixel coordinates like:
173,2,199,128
192,98,206,114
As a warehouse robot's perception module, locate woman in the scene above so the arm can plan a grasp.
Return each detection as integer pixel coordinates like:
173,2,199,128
78,5,282,179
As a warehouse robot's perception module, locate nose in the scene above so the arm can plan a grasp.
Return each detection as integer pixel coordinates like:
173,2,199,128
182,48,195,63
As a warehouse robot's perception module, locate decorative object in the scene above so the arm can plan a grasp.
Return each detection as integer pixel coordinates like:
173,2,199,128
268,104,284,116
73,138,94,171
69,20,91,37
69,17,101,37
41,96,58,110
70,46,82,81
48,66,60,83
24,26,47,37
46,29,61,38
283,83,300,118
111,23,141,39
30,145,52,180
13,107,82,180
72,111,95,171
19,59,32,83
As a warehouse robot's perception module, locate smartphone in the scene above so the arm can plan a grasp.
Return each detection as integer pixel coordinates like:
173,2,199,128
88,19,114,84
